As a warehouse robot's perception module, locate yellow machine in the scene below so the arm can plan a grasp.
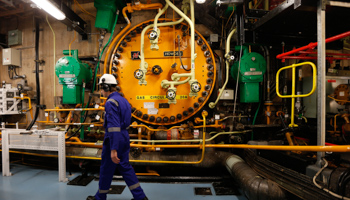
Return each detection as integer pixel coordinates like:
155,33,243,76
109,19,215,125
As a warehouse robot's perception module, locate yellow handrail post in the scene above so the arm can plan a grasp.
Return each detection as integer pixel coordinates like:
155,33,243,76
276,62,317,127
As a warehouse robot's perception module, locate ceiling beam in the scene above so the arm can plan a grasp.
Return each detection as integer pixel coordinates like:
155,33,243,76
0,4,24,17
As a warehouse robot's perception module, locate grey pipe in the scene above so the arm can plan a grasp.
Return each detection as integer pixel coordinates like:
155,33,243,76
131,150,286,200
216,151,286,200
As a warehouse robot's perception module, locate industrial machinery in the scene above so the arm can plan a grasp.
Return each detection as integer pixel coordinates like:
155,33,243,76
55,50,92,104
0,84,22,115
230,46,266,103
2,0,350,200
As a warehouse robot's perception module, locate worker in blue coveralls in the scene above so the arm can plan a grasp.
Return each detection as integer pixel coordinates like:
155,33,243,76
87,74,148,200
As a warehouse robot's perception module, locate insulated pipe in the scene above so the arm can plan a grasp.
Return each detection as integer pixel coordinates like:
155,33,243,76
153,3,169,31
216,152,286,200
26,17,40,130
104,3,163,74
209,28,236,109
163,0,196,85
140,10,188,84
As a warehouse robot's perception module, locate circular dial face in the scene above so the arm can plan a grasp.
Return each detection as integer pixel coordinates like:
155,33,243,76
109,19,216,125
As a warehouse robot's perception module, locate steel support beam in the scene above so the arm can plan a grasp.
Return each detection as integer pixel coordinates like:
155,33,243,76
52,0,87,40
316,0,326,167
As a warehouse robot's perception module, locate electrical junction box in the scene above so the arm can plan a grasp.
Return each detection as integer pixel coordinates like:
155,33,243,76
8,29,22,46
220,89,234,100
0,84,22,115
2,48,21,66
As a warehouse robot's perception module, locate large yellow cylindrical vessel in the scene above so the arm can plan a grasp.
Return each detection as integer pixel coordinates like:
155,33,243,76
109,19,216,125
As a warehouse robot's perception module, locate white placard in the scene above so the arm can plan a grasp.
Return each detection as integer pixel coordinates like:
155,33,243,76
148,108,158,115
339,91,345,97
215,115,220,120
144,102,154,109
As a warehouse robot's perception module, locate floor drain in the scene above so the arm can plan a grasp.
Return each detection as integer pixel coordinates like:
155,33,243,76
194,187,212,195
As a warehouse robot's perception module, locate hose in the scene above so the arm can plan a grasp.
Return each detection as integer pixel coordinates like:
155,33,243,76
178,35,190,71
26,17,40,130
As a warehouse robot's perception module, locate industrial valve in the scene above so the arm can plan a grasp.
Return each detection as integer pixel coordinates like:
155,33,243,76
166,88,177,104
166,89,176,100
226,51,235,62
190,82,201,93
134,69,144,80
148,30,158,40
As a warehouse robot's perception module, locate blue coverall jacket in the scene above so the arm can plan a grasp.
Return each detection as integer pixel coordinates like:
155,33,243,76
94,92,145,200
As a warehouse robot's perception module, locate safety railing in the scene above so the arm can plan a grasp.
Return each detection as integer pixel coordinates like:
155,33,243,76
276,62,317,127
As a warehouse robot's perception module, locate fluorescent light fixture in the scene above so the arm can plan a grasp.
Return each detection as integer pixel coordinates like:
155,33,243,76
31,0,66,20
196,0,206,4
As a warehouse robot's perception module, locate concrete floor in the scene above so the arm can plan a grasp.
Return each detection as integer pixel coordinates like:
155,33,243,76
0,164,247,200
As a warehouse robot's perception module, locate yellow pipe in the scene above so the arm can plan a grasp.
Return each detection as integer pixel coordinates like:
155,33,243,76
61,142,350,153
129,111,207,164
45,108,104,112
46,123,103,126
333,113,342,133
105,3,163,74
14,96,33,120
209,28,236,109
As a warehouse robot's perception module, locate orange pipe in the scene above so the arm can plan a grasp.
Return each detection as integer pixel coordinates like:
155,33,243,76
104,3,163,74
63,141,350,152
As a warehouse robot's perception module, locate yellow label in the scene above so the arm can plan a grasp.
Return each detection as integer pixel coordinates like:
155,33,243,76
136,95,188,100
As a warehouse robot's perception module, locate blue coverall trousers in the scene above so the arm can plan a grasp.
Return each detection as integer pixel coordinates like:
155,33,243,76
94,130,145,200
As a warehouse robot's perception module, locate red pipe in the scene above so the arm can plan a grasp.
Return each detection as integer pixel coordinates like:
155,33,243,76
277,30,350,59
298,51,350,57
281,56,350,61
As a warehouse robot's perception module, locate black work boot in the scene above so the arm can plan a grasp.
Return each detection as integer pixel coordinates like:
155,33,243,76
86,196,97,200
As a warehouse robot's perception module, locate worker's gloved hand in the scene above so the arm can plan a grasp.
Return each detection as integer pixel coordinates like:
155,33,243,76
111,150,120,164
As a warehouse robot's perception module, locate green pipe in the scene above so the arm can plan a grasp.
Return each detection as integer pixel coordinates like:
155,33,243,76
209,28,236,109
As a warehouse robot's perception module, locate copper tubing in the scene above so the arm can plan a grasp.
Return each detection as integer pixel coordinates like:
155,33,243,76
104,2,163,74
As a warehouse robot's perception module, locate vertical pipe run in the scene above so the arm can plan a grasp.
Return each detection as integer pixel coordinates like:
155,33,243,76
26,17,40,130
317,0,326,167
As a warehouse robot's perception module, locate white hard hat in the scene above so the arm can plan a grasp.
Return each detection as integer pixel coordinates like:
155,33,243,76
99,74,117,85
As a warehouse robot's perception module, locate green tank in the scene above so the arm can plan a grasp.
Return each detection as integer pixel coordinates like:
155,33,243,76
55,50,92,104
230,46,266,103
